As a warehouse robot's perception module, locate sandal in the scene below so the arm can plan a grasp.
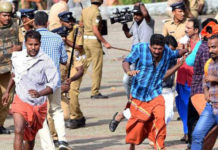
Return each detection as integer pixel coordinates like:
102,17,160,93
109,112,120,132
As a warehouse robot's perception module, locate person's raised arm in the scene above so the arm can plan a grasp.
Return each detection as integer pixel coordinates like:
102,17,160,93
163,58,184,80
139,3,151,23
178,48,188,57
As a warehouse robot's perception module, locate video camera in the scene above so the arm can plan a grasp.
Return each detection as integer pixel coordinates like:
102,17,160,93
110,7,133,24
51,26,69,37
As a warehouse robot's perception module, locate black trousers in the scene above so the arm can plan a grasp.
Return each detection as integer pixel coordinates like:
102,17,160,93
187,97,199,145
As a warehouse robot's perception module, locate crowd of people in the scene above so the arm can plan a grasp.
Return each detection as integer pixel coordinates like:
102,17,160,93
0,0,217,150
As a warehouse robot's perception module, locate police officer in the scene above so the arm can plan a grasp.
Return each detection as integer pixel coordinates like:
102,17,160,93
80,0,111,99
52,11,85,131
0,1,22,134
19,9,35,42
187,0,204,18
163,2,187,42
48,0,69,30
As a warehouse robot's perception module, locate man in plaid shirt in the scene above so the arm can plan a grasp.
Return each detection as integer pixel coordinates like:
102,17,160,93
191,34,218,150
123,34,187,150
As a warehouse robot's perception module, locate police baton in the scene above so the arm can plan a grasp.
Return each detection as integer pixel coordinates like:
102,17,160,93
63,28,79,96
67,27,79,78
111,46,131,52
20,19,34,27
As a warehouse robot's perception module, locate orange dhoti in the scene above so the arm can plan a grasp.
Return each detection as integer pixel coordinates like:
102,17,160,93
11,95,47,141
191,94,207,115
126,95,166,150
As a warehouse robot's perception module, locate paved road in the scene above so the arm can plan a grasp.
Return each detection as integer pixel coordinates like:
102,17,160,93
1,14,218,150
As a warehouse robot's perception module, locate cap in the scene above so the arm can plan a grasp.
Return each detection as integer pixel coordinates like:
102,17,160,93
132,5,142,14
58,11,76,22
19,9,35,19
171,2,185,11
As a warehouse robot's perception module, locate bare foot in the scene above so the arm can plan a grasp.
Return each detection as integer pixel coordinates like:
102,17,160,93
115,112,125,122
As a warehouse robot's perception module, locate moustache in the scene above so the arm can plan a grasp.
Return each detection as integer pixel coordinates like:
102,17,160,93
210,52,216,56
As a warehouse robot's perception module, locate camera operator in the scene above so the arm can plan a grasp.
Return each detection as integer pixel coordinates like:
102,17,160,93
122,2,154,45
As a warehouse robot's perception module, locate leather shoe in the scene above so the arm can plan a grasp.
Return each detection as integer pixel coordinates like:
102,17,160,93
53,140,59,147
65,117,86,129
0,126,11,134
109,112,120,132
91,93,108,99
59,141,73,150
65,120,73,128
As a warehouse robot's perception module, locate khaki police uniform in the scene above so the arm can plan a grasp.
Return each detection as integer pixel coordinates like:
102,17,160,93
0,19,21,126
163,18,187,42
61,24,85,120
48,0,69,31
80,4,103,96
188,0,205,18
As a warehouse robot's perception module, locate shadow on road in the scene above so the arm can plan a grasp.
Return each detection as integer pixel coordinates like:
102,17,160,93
106,91,126,98
165,139,184,146
69,135,125,150
86,119,111,127
80,84,122,92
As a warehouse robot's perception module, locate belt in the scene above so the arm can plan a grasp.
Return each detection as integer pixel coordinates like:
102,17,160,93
84,35,97,40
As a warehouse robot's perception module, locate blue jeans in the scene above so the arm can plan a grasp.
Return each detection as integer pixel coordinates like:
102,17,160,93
191,103,218,150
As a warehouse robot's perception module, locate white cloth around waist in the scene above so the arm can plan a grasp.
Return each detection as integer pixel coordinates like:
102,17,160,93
84,35,97,40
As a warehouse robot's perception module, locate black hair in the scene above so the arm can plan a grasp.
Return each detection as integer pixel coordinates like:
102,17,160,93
165,35,178,48
34,11,48,26
208,34,218,40
188,18,200,33
91,1,102,5
202,18,217,29
25,30,41,42
150,34,165,47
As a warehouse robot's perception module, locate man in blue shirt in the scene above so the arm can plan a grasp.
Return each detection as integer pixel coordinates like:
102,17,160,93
123,34,187,150
33,11,72,150
109,2,154,133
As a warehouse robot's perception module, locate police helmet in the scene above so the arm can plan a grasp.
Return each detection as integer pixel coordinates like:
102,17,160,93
0,1,13,13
